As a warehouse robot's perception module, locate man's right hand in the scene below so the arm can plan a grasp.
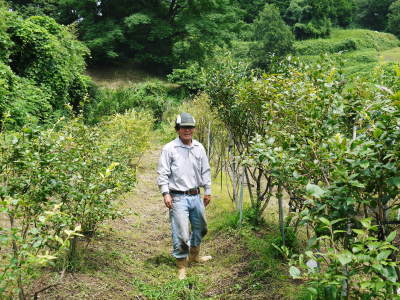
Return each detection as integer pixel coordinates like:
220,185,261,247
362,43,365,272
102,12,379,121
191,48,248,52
163,193,173,209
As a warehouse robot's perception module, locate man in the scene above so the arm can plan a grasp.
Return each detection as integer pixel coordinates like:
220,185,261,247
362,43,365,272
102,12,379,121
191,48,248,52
157,112,212,280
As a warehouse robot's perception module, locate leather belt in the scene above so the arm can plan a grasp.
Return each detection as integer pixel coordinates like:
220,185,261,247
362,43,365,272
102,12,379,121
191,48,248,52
170,188,200,195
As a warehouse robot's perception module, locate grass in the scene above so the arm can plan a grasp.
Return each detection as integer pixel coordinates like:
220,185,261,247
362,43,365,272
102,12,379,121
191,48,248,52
295,28,400,76
294,28,400,56
86,64,164,88
328,29,399,51
132,277,204,300
380,47,400,63
206,172,302,299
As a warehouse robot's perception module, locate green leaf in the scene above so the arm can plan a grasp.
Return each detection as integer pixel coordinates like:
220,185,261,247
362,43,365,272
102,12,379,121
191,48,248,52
307,236,318,248
376,250,392,261
32,240,42,248
388,177,400,188
386,231,397,243
318,217,330,226
337,250,352,266
360,218,372,229
306,183,325,198
289,266,301,278
352,229,365,235
382,266,398,282
306,287,318,295
349,180,365,188
373,128,383,138
305,251,314,258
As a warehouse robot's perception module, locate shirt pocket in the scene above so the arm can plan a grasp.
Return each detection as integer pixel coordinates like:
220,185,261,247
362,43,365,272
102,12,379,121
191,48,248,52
170,151,180,171
192,151,202,169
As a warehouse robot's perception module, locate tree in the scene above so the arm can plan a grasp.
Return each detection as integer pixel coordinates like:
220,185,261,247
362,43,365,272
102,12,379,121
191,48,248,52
331,0,354,27
250,4,294,69
354,0,395,31
387,0,400,37
5,0,59,18
235,0,266,23
285,0,332,39
7,0,242,70
0,3,89,129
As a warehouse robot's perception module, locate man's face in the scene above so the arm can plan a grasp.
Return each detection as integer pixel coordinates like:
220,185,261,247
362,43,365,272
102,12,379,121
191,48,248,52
178,126,195,144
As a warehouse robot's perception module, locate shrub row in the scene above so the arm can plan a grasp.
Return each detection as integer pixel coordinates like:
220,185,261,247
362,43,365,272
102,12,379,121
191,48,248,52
204,56,400,298
294,29,400,56
0,110,153,299
294,38,357,55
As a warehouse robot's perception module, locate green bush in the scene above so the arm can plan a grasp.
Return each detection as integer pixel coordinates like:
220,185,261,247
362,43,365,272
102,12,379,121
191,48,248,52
167,63,204,92
0,6,91,130
85,81,183,125
0,2,13,62
387,0,400,37
0,110,153,298
4,76,53,128
9,16,89,109
250,3,294,69
0,62,53,130
285,0,332,39
293,18,331,40
294,38,357,55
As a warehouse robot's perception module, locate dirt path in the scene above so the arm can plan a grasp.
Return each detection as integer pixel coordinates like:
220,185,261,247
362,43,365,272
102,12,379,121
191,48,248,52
37,141,223,299
36,139,293,299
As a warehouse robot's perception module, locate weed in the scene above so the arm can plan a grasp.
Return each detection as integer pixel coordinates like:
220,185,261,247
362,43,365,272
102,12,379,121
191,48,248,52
132,277,205,300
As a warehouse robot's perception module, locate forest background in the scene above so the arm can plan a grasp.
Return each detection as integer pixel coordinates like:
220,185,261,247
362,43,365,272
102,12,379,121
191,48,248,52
1,0,400,299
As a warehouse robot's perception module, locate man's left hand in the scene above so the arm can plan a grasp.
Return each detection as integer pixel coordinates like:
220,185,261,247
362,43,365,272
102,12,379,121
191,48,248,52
203,195,211,207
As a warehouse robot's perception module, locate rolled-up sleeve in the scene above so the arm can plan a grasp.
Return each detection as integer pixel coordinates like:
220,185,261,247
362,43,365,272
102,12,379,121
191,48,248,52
201,147,212,195
157,147,171,194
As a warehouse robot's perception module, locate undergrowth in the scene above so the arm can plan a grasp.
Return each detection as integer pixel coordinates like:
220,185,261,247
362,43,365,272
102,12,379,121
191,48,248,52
209,207,301,298
84,80,186,125
132,277,204,300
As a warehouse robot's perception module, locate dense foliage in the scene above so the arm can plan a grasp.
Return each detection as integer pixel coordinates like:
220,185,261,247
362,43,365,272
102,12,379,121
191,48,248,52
6,0,241,69
387,0,400,37
354,0,395,31
0,3,90,129
0,111,153,298
2,0,400,298
84,80,185,125
203,56,400,298
250,3,294,69
6,0,399,70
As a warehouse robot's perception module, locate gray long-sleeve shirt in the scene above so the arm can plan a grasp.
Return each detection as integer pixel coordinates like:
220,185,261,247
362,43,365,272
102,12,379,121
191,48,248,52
157,137,211,195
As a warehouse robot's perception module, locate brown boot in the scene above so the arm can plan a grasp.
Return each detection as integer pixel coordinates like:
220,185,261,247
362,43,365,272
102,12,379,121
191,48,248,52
188,246,212,264
176,258,187,280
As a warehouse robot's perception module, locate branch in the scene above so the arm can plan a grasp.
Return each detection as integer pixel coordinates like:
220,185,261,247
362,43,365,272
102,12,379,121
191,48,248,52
33,269,66,300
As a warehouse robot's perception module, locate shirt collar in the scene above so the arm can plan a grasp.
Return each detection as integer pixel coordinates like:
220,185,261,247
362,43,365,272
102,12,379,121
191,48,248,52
174,137,199,148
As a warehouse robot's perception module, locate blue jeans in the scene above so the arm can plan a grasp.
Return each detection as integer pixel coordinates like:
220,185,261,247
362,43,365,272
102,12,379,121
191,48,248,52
170,194,208,259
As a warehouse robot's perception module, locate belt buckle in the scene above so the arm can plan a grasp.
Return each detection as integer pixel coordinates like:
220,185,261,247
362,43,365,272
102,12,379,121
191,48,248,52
188,188,198,195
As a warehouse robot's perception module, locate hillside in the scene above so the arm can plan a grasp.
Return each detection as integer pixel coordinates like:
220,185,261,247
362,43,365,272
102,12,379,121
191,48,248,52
295,29,400,75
